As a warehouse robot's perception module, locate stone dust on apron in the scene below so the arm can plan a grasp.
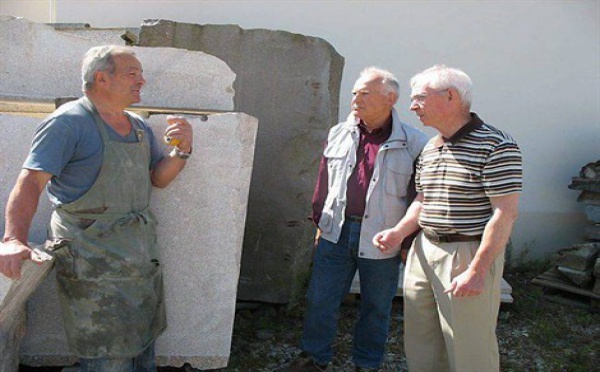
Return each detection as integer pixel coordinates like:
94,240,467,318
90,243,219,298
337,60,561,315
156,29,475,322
49,97,166,358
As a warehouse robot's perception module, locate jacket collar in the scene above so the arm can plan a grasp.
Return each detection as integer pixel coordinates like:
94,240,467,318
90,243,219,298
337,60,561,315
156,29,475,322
343,108,407,141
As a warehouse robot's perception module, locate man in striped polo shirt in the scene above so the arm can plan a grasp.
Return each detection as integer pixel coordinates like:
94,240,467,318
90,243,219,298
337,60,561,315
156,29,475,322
374,65,522,372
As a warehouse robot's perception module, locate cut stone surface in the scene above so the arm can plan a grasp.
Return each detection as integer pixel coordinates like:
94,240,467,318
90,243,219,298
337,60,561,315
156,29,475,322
0,16,235,111
584,205,600,223
578,191,600,206
150,113,257,369
0,112,257,369
568,178,600,192
557,266,593,288
584,224,600,241
139,19,344,303
556,243,600,271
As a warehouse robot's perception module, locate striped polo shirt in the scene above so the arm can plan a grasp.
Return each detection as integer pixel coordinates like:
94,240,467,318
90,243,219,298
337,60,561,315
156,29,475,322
416,113,522,235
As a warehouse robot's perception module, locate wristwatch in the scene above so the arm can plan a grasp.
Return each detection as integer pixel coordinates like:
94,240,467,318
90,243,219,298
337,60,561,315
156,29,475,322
170,146,192,159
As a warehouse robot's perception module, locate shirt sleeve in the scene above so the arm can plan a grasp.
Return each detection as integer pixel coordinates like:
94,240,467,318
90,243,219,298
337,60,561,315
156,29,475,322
24,116,79,177
482,139,523,197
310,143,329,226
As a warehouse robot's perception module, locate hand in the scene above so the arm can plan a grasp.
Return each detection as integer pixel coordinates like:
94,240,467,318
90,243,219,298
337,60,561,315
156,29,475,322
400,248,409,265
313,228,322,249
372,228,404,255
444,267,485,297
165,115,193,153
0,240,36,279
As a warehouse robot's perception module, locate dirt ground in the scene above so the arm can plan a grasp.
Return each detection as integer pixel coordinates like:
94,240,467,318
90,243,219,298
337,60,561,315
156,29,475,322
219,264,599,372
19,264,599,372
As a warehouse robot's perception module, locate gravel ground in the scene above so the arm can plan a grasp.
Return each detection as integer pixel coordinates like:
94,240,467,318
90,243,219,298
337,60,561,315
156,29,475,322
20,267,600,372
200,267,599,372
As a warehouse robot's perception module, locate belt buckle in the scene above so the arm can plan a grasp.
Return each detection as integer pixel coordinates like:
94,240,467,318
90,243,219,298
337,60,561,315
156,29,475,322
423,228,440,244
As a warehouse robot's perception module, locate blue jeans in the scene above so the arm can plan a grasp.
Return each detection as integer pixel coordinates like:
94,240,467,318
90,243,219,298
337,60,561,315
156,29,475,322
301,220,400,369
79,343,156,372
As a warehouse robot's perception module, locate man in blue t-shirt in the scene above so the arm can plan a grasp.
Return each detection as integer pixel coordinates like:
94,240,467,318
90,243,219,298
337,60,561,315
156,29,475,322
0,45,194,370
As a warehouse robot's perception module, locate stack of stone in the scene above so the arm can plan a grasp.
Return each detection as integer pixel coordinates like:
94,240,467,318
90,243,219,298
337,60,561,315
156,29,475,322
555,243,599,292
565,160,600,305
569,160,600,241
532,161,600,309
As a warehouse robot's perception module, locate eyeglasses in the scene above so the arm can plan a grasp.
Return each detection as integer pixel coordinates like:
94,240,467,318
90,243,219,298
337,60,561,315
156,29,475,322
410,89,448,104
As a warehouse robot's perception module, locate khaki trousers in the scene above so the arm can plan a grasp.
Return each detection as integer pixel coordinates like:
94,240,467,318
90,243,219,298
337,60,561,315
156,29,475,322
403,232,504,372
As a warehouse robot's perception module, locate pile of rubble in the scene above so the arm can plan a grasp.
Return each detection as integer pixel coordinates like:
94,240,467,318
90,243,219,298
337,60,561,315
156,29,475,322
532,161,600,310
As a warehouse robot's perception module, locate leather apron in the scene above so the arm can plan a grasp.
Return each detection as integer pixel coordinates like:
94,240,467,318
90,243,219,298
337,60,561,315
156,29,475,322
49,97,166,358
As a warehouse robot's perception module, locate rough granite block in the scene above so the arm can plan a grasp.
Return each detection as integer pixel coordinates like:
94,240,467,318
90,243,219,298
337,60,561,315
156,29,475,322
584,205,600,223
0,16,235,111
139,19,344,303
0,113,257,369
584,224,600,241
556,243,600,271
557,266,593,288
55,25,139,45
577,191,600,206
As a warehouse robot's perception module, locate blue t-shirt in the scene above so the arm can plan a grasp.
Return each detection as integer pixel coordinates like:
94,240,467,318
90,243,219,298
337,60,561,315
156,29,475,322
23,98,164,205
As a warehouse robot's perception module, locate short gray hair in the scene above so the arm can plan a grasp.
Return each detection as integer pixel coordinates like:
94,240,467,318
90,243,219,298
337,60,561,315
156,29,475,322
81,45,137,92
359,66,400,96
410,64,473,108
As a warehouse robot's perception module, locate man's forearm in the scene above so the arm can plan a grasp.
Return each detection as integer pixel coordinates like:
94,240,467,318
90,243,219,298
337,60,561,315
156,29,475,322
150,155,187,188
392,193,423,239
4,170,48,244
469,194,519,275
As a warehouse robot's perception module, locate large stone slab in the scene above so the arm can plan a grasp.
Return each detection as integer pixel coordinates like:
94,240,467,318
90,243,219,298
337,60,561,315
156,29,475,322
149,113,257,368
0,115,53,245
52,24,139,45
139,19,344,303
0,16,235,111
0,112,258,369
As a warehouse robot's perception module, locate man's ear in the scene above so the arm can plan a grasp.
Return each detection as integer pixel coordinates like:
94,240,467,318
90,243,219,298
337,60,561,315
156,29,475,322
388,92,399,106
94,70,107,85
447,88,457,102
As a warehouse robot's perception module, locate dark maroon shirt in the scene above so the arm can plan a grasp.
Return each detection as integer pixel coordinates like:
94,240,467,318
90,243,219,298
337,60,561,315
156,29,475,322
311,116,393,225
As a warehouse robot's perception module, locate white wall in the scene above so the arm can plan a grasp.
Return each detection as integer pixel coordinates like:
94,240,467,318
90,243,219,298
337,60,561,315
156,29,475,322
2,0,599,260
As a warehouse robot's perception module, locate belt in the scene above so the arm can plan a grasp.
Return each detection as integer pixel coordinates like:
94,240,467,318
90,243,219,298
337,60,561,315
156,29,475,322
347,215,363,222
422,227,481,244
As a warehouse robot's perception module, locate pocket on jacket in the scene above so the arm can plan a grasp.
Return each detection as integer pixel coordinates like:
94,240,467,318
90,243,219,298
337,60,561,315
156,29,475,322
384,155,413,197
318,211,334,233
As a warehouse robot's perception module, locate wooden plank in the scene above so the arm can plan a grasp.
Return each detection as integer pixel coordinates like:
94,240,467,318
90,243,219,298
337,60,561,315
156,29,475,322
0,239,68,372
531,268,600,300
0,94,230,117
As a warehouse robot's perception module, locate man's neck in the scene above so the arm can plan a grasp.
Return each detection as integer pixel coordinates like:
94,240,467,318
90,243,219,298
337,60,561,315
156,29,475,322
437,111,471,139
362,113,392,133
86,93,132,136
86,93,127,118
